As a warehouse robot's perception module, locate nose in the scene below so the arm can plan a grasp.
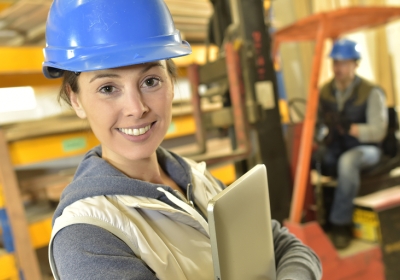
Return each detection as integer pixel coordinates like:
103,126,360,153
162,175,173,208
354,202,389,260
123,90,149,119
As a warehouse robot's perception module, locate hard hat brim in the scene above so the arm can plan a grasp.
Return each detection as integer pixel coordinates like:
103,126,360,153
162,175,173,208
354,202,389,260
43,41,191,79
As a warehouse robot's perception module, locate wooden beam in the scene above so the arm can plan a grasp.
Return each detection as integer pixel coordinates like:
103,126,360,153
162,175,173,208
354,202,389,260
0,47,43,74
0,130,42,280
173,45,219,66
0,45,218,79
0,72,61,88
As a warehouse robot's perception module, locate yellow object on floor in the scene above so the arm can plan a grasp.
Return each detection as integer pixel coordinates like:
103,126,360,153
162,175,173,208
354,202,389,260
0,252,18,280
353,207,381,243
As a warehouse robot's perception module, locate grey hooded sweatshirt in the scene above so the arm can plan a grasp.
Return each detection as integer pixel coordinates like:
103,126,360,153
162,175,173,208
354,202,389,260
51,146,322,279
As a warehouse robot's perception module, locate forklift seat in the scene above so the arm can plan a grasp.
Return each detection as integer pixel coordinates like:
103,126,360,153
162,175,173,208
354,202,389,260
362,108,399,174
359,107,400,195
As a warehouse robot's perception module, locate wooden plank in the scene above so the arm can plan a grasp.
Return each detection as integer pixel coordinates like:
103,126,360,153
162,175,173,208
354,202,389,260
173,16,209,25
5,114,200,166
165,0,212,10
8,130,100,166
10,5,50,31
173,45,219,67
0,47,44,74
0,44,216,76
165,1,212,18
3,113,91,142
0,130,41,280
0,72,61,88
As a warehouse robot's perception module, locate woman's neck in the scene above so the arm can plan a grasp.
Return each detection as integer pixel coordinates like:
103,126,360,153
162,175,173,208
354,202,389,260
104,151,164,184
101,147,183,194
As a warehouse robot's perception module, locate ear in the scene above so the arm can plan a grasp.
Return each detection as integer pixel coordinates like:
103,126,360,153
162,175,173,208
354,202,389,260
67,85,87,119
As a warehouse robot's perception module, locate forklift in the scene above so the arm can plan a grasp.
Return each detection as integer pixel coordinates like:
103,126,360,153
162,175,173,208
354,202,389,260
190,1,400,279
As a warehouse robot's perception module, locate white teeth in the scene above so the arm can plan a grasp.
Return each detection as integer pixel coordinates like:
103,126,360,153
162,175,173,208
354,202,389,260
119,125,151,136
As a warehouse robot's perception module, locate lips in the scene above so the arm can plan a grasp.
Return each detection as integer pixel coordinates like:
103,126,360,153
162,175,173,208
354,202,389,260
118,123,152,136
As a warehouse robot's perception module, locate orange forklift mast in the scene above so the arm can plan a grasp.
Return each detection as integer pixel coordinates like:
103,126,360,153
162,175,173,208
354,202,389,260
273,6,400,280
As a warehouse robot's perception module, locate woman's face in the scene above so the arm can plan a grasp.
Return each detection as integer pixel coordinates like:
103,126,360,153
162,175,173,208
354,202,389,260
69,60,174,163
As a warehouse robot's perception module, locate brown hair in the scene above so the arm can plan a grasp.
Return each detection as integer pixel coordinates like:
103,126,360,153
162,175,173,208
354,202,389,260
58,59,177,106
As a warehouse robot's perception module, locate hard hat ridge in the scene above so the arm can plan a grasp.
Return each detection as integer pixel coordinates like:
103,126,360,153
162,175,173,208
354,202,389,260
42,0,192,79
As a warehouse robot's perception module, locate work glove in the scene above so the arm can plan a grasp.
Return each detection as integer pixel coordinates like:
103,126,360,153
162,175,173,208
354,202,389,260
337,114,351,135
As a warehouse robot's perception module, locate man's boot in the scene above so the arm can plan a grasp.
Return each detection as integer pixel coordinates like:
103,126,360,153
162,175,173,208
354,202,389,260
330,224,352,249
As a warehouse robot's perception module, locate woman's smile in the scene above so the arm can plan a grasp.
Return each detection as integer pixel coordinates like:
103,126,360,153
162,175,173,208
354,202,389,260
118,122,155,136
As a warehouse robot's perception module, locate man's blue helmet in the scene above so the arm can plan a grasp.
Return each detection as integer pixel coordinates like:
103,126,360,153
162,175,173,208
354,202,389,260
329,39,361,61
42,0,192,79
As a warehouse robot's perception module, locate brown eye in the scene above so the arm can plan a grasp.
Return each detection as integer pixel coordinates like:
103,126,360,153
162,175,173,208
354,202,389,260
99,85,115,94
146,79,156,87
142,77,161,89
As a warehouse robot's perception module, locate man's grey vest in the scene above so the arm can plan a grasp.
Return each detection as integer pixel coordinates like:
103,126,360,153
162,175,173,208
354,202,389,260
319,77,377,149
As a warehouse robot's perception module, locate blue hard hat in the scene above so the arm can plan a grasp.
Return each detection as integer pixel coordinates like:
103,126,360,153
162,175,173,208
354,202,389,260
329,39,361,60
42,0,192,79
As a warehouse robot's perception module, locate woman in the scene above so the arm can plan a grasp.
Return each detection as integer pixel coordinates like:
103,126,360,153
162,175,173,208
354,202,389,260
43,0,322,279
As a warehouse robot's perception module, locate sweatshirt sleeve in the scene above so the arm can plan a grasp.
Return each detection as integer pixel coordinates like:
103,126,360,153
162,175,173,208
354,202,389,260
52,224,158,280
357,87,388,143
272,220,322,280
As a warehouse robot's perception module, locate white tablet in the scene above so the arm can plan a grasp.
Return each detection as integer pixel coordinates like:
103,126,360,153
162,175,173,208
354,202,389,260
207,164,276,280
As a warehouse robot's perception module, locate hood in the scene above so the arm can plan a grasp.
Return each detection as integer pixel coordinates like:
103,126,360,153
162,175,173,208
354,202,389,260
52,145,193,225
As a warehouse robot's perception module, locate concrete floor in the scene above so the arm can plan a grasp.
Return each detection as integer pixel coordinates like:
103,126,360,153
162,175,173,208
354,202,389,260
337,237,379,257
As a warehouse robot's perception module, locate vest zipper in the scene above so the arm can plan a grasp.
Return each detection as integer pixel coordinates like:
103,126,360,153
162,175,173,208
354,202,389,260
186,183,195,208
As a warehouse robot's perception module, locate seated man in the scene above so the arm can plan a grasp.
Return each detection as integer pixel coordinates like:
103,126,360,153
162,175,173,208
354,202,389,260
314,39,388,249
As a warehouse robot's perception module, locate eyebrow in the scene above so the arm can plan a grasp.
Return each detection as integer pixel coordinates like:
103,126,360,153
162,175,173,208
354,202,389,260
140,62,165,74
89,73,120,83
89,62,165,83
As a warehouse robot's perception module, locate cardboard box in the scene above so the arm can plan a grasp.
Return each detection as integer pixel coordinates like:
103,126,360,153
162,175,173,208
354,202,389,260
353,206,381,242
353,186,400,280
